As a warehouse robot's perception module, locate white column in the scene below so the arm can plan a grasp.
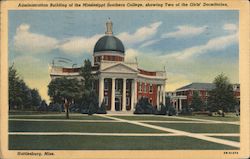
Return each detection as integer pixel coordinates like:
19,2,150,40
122,78,127,111
111,78,115,111
160,85,163,104
131,80,135,111
133,79,137,111
98,77,104,107
179,99,182,111
163,85,166,106
175,100,178,112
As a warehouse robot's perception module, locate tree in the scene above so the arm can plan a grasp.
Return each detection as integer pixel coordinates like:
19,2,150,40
31,89,42,108
190,91,204,112
80,59,99,114
80,59,94,90
9,65,42,110
48,77,82,119
207,74,237,117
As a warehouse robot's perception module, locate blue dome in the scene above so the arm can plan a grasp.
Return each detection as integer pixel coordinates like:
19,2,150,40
94,35,125,54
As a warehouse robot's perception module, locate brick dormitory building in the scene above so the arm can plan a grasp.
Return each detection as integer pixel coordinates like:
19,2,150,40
166,83,240,112
49,19,167,113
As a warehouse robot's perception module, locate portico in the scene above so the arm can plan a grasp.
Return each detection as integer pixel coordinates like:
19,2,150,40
97,61,166,112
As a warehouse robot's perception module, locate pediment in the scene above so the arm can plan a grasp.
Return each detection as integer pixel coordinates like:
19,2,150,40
101,63,138,74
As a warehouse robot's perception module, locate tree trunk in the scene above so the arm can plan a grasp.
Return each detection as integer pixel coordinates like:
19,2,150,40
66,107,69,119
222,112,225,117
64,99,70,119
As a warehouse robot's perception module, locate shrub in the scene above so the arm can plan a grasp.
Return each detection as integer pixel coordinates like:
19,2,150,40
155,103,167,115
179,104,192,115
97,100,107,114
134,97,154,114
167,105,176,116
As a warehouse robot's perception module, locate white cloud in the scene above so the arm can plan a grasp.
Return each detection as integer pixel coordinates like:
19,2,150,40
58,34,102,54
161,25,207,39
162,32,238,60
223,23,238,32
117,22,162,46
14,24,58,54
139,39,161,48
125,49,140,62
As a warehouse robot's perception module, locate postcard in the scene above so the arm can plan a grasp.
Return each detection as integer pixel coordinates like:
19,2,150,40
0,0,249,159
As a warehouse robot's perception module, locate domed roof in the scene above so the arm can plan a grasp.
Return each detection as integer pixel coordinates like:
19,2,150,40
94,35,125,53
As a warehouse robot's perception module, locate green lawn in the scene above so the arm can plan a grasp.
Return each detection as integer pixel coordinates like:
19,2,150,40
9,135,238,150
9,121,166,133
111,115,192,121
9,115,110,120
9,111,62,115
180,115,240,122
144,123,239,133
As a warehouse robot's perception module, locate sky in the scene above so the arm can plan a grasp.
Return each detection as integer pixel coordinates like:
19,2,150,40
8,10,239,102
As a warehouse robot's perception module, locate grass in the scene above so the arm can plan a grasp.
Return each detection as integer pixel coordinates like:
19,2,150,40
111,115,192,121
9,111,62,115
180,114,240,122
9,121,166,133
9,115,110,120
9,135,238,150
144,123,239,133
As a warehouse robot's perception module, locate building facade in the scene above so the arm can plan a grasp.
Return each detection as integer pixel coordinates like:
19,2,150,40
49,19,167,112
166,83,240,112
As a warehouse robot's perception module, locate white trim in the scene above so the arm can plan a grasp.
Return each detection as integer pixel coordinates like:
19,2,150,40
94,51,125,57
9,132,239,137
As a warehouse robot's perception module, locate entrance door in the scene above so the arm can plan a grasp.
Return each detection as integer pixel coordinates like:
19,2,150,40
115,97,121,111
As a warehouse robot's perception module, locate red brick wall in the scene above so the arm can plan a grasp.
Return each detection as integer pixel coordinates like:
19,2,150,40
137,82,157,106
94,55,124,63
138,69,156,76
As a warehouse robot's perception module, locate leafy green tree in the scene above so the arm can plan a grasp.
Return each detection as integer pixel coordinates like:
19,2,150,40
190,91,204,111
9,65,21,109
207,74,237,117
31,89,42,108
80,59,94,90
80,59,99,114
9,65,42,110
48,77,82,119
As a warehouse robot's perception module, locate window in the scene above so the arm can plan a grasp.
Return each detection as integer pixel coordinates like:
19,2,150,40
104,79,108,90
144,83,147,93
126,97,130,106
139,82,142,92
104,96,109,106
149,84,153,93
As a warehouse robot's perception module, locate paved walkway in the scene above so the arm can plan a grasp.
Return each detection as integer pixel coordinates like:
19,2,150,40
97,115,240,148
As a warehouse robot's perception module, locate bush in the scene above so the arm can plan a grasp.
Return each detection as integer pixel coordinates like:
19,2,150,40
155,103,167,115
97,100,107,114
134,97,154,114
167,105,176,116
48,103,62,112
88,103,98,115
179,105,192,115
